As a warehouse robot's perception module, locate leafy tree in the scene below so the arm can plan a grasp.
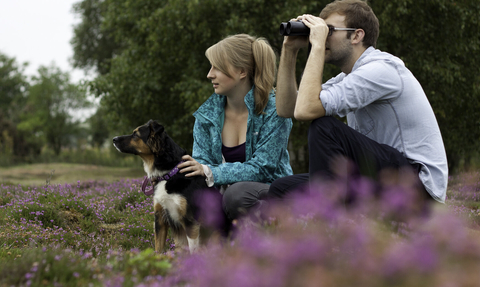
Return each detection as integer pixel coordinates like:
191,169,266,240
71,0,122,75
74,0,330,172
0,52,40,164
0,52,29,117
72,0,480,173
17,65,90,155
87,105,111,148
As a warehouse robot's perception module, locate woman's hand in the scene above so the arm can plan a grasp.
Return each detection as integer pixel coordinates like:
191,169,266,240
178,155,205,177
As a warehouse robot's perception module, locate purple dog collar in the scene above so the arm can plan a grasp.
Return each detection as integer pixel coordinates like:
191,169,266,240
141,161,185,196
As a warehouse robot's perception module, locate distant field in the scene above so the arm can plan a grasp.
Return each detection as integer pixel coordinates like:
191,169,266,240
0,163,146,187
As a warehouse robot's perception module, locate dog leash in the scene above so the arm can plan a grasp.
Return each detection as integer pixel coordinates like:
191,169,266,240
141,161,185,196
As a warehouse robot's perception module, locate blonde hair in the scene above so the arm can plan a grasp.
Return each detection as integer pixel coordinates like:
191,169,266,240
205,34,277,115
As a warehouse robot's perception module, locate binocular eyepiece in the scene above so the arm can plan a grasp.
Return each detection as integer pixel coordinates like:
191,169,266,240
279,21,310,36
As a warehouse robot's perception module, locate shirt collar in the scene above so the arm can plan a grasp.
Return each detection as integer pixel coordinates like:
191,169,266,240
351,46,375,73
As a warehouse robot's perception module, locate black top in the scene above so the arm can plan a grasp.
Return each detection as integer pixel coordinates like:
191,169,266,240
222,142,246,163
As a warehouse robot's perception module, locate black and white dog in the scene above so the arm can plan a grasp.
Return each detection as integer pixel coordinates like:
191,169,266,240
113,120,229,253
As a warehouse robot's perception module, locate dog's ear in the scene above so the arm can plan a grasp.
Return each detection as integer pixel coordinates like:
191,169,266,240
148,120,164,136
146,120,165,155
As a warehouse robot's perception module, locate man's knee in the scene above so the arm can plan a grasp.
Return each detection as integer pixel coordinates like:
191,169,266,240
308,116,344,146
309,116,341,133
268,177,290,199
268,174,309,199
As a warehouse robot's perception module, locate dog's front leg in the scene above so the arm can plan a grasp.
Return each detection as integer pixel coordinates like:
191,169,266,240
154,203,169,252
185,222,201,253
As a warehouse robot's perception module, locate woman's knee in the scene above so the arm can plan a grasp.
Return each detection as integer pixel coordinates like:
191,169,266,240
222,184,243,212
222,182,263,219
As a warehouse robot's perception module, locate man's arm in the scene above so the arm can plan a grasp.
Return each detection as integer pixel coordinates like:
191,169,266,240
275,44,300,118
294,15,328,121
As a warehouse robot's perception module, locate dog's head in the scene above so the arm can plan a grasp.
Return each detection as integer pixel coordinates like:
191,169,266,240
113,120,185,170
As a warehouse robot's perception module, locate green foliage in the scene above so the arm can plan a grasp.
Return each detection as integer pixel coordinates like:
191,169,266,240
73,0,480,173
0,172,479,286
0,52,41,164
30,145,142,167
75,0,333,172
0,54,100,166
71,0,122,75
0,177,176,286
17,65,91,155
0,52,28,116
87,105,112,148
17,205,66,229
116,191,146,212
126,248,171,277
0,248,100,286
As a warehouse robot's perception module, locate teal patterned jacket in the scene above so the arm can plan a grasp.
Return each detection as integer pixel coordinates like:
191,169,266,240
192,87,293,187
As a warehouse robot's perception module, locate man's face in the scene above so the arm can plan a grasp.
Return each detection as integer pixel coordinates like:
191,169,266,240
324,13,354,67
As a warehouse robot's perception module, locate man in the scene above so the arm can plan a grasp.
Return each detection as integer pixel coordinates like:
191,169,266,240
270,0,448,203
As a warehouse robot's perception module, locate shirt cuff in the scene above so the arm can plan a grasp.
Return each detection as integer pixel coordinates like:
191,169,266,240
319,90,332,116
202,164,214,187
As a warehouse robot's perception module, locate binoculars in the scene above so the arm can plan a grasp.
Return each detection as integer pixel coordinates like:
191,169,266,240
279,21,310,36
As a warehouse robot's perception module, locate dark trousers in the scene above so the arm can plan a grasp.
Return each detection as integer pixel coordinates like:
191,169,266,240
222,182,270,220
269,117,424,200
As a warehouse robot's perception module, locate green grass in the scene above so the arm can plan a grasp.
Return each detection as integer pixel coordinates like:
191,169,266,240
0,163,145,187
0,164,479,286
0,166,173,286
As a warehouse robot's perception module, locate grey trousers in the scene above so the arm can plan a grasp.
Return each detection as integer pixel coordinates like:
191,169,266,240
222,181,270,220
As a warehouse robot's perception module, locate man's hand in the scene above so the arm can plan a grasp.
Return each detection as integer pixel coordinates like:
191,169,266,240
179,155,205,177
282,18,310,52
299,14,329,49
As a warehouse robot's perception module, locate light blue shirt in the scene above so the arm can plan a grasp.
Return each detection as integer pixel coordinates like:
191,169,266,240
320,47,448,203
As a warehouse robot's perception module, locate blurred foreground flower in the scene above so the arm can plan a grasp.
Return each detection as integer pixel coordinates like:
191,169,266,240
159,174,480,287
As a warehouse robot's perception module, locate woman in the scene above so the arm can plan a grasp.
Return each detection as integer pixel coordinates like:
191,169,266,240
179,34,293,220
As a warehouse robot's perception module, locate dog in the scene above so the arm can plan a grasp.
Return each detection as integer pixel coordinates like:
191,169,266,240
113,120,229,253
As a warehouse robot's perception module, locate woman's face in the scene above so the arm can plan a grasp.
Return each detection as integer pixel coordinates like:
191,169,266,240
207,64,244,96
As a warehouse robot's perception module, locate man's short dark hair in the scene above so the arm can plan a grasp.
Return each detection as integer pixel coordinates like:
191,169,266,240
320,0,379,48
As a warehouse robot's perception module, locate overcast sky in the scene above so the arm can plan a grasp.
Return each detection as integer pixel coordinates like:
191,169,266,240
0,0,86,83
0,0,97,120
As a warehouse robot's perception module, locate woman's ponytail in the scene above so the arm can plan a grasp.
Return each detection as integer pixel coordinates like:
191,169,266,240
251,38,276,115
206,34,277,115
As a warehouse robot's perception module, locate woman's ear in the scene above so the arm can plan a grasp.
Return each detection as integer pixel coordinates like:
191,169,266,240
239,68,248,80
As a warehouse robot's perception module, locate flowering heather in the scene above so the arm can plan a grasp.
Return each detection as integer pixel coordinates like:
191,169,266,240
0,178,174,286
161,177,480,287
445,171,480,227
1,171,480,286
1,179,156,252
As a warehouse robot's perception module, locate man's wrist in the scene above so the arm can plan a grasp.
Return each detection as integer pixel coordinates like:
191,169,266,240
282,44,300,55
